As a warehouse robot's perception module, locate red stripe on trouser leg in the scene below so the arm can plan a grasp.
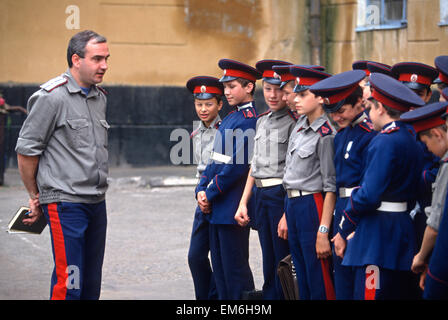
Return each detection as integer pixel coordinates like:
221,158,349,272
365,267,377,300
313,193,335,300
48,203,68,300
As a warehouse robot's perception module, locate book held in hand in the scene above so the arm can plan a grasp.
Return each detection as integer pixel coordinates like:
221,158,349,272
7,206,47,234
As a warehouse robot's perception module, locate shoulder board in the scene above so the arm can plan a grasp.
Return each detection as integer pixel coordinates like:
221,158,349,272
97,85,108,95
381,126,400,134
40,76,68,92
318,121,334,137
214,120,222,129
190,128,199,139
358,119,374,132
242,108,256,119
287,109,298,121
257,110,271,118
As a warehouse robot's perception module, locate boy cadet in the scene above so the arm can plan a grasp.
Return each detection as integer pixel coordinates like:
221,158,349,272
282,65,336,300
334,73,425,300
309,70,377,299
234,59,296,300
186,76,223,300
420,102,448,299
195,59,261,299
391,62,440,250
400,102,448,292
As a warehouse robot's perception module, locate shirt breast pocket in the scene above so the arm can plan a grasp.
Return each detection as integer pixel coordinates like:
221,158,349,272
66,118,90,148
99,119,110,147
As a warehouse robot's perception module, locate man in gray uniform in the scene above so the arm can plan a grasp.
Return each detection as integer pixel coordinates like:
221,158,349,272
15,30,110,300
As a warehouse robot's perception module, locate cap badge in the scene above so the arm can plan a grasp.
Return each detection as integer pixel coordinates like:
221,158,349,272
274,72,280,79
200,85,207,93
223,69,227,76
296,77,300,84
410,74,418,83
323,97,330,105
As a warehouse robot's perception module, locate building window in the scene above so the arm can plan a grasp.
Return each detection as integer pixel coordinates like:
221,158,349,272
356,0,407,31
440,0,448,26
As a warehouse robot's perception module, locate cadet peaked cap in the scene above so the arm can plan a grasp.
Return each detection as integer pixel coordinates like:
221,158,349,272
400,101,448,133
218,59,262,82
435,55,448,84
369,73,425,111
289,65,331,93
186,76,224,100
367,61,393,77
442,87,448,102
272,64,325,88
255,59,292,85
391,62,438,90
352,60,373,75
309,70,366,113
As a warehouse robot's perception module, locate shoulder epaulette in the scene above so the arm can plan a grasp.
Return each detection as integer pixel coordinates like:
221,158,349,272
287,109,298,121
257,110,271,118
381,126,400,134
190,128,199,139
318,121,334,137
242,108,256,118
40,76,68,92
358,119,374,132
97,86,108,95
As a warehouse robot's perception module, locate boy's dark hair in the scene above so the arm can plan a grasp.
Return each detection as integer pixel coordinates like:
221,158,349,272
67,30,107,68
419,124,448,138
235,78,256,96
371,98,404,118
343,85,363,107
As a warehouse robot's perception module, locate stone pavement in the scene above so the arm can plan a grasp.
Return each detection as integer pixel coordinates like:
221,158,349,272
0,166,263,300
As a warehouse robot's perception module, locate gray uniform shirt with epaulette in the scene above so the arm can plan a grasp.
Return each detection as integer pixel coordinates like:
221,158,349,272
250,107,297,179
15,69,109,204
283,113,336,193
426,151,448,231
191,116,221,178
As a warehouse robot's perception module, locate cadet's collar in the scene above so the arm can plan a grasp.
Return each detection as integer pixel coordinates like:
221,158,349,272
351,111,367,127
382,121,398,131
269,106,289,119
309,114,328,132
64,69,100,97
236,101,254,111
441,150,448,163
200,115,221,130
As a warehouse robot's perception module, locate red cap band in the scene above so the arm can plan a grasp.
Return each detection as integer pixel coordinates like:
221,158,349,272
193,86,223,95
295,77,323,86
439,72,448,84
224,69,257,82
413,117,446,133
398,73,432,86
280,74,295,82
371,89,410,112
324,85,359,105
262,70,276,78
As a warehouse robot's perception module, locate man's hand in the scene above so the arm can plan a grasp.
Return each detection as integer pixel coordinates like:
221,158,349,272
277,213,288,240
22,195,43,226
197,191,211,214
234,204,250,227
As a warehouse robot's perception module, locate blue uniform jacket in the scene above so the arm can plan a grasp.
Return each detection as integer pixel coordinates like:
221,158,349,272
333,112,377,237
195,102,258,225
340,121,424,271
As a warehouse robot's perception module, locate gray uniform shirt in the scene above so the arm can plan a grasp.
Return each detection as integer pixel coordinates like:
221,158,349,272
426,151,448,231
191,116,221,177
251,107,296,179
15,69,109,204
283,113,336,193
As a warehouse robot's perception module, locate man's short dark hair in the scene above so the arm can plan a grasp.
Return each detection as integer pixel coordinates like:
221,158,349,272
67,30,107,68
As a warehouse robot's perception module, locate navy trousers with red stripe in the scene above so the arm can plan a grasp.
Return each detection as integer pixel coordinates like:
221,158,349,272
42,201,107,300
285,193,335,300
